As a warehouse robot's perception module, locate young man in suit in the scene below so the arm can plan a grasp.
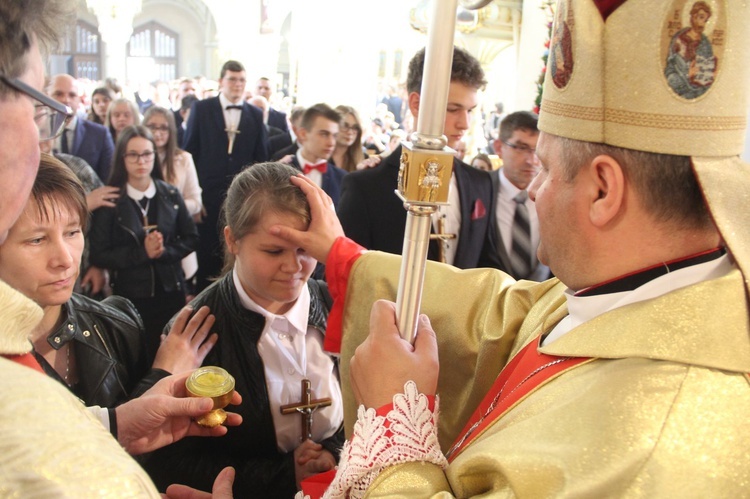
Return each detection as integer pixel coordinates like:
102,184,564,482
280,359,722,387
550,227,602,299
48,74,114,182
337,46,500,269
288,103,347,207
489,111,550,280
184,60,269,290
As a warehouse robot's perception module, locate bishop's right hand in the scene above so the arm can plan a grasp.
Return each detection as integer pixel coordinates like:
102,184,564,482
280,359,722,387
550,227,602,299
350,300,439,410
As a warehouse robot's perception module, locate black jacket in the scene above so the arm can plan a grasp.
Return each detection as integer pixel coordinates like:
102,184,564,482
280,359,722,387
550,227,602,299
89,179,199,300
338,145,502,269
144,273,344,497
35,293,169,407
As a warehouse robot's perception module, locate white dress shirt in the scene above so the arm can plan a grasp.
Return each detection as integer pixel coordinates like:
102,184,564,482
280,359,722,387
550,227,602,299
296,150,325,188
431,173,461,265
232,268,343,452
496,170,548,281
219,93,242,132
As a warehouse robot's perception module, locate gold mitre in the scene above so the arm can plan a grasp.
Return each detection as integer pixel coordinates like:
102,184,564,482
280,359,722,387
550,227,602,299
538,0,750,293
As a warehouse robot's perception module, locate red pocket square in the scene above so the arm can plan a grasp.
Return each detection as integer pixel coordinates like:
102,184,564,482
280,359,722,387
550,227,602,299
471,199,487,220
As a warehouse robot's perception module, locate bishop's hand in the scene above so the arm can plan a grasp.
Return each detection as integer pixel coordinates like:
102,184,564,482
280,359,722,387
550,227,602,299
350,300,439,410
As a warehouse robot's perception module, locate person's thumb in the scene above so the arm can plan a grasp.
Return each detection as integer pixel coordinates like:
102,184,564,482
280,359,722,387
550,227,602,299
212,466,235,498
163,395,214,417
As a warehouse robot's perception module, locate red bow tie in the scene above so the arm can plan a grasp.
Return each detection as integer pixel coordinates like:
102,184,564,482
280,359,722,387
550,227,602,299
303,162,327,175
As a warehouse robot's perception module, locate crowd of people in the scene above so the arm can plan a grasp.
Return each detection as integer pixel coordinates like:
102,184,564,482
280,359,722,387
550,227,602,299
1,0,748,497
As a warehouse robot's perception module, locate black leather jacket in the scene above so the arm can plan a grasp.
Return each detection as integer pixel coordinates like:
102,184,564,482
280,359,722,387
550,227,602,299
89,179,199,299
35,293,169,408
144,273,344,497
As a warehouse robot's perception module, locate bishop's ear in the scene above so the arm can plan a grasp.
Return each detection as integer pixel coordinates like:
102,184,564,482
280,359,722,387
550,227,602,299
588,154,625,228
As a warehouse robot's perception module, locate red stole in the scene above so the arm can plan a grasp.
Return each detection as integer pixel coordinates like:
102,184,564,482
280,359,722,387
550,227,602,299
2,352,45,373
447,335,592,461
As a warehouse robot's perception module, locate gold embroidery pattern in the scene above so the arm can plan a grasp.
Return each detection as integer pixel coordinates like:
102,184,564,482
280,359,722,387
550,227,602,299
542,99,745,130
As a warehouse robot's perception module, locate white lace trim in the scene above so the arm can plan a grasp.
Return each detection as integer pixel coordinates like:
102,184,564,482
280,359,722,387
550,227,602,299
323,381,447,499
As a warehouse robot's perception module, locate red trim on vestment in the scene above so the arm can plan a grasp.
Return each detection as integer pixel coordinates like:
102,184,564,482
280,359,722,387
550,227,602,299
323,236,367,353
448,335,590,461
2,352,45,373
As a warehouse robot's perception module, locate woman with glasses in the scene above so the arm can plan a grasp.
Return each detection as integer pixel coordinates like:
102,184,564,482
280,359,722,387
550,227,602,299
105,98,140,144
332,105,366,172
143,106,203,298
90,125,199,362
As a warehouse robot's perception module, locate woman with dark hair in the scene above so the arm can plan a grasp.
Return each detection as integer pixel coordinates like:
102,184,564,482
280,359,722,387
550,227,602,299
90,125,199,361
332,105,365,172
143,106,203,295
88,87,114,125
0,154,214,407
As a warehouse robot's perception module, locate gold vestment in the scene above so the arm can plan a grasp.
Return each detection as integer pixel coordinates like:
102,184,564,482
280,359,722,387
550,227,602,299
0,280,160,498
340,253,750,497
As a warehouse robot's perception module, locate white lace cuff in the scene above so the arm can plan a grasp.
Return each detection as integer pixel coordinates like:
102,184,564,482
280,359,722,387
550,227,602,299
324,381,447,499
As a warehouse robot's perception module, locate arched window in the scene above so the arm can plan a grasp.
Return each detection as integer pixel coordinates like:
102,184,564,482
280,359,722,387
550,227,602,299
60,20,102,80
127,22,178,82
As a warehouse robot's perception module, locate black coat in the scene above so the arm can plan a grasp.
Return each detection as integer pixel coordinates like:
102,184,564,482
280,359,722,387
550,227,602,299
89,179,199,299
144,274,344,497
337,145,502,269
34,293,168,407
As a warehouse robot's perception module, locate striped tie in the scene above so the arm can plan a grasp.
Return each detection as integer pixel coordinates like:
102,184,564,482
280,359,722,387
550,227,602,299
509,190,532,279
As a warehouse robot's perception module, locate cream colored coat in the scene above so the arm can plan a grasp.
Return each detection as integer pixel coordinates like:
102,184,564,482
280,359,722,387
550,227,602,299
339,253,750,497
0,280,160,497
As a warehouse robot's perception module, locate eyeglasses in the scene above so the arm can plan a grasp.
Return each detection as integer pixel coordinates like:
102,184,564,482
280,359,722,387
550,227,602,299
340,122,361,133
146,124,170,133
124,151,155,163
0,74,74,142
502,139,536,154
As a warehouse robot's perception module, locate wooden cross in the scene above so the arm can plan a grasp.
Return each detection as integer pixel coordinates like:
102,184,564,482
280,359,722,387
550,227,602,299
280,379,332,442
429,216,456,263
225,127,240,155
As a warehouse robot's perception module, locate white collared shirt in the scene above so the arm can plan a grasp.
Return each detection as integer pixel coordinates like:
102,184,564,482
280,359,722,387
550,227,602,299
219,93,242,132
232,268,343,452
296,150,325,188
496,170,548,280
543,254,734,346
56,115,77,153
126,180,156,202
431,172,460,265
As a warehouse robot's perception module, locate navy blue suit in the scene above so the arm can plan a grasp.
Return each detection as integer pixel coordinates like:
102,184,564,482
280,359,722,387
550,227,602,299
289,156,347,208
184,96,269,289
71,118,114,182
268,108,289,134
337,145,502,270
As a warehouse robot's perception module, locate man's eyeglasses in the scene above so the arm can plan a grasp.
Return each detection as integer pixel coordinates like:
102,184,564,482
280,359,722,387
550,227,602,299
502,139,536,154
340,122,361,133
0,74,74,142
124,151,155,163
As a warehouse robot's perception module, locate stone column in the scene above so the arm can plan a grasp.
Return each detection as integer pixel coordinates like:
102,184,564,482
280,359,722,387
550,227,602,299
86,0,143,83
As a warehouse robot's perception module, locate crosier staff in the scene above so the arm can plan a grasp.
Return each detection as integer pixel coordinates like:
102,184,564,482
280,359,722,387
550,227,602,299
395,0,490,343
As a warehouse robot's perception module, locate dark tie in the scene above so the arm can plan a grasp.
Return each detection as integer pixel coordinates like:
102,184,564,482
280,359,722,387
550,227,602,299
138,197,149,210
303,162,328,175
509,191,532,279
225,105,243,111
60,129,69,154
